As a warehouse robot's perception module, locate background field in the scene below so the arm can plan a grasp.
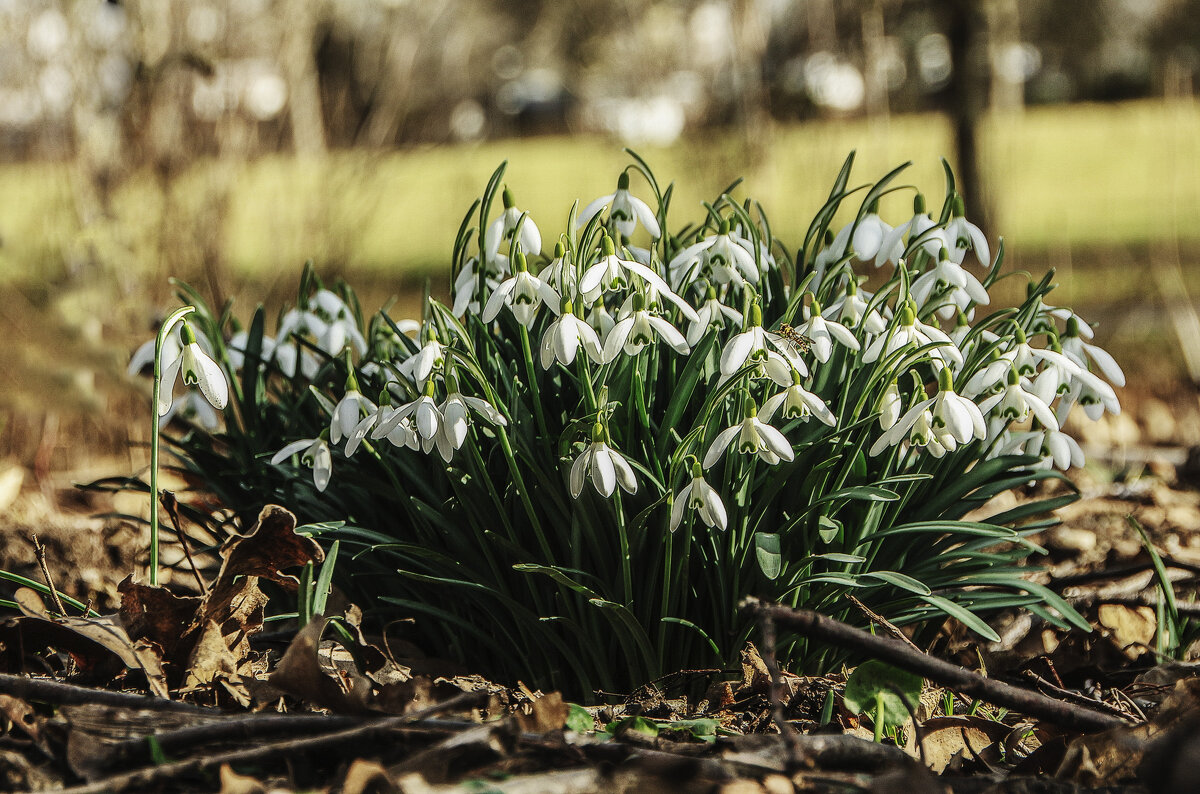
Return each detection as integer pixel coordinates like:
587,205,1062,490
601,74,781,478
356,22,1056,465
1,100,1198,473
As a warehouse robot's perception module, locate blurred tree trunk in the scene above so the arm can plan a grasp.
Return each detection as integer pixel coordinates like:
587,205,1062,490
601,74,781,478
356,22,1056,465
282,0,328,156
943,0,991,233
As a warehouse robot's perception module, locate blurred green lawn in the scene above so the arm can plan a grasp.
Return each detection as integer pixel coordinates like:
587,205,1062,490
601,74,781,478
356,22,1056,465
1,99,1198,292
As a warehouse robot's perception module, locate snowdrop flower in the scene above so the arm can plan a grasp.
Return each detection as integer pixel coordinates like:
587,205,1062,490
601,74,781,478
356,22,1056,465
158,322,228,416
272,339,320,380
1060,317,1125,388
686,287,742,346
484,188,542,260
760,371,837,427
376,387,444,443
271,437,333,492
793,297,861,363
586,302,617,340
910,248,990,320
570,423,638,499
1003,425,1085,471
876,380,903,430
824,279,888,335
669,460,727,532
540,299,604,369
577,172,661,240
453,254,510,316
481,252,561,327
718,304,808,386
869,368,985,457
828,201,892,264
226,329,277,372
363,405,421,452
667,220,759,289
538,243,577,296
703,395,796,467
977,367,1058,428
158,390,221,430
330,375,377,447
861,303,963,370
944,196,990,267
398,326,447,385
433,377,508,461
875,193,945,267
129,322,213,377
579,236,698,323
602,292,690,363
810,226,852,289
1056,375,1121,423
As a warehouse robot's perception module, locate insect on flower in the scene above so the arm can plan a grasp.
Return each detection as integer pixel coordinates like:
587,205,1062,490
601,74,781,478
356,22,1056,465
776,323,814,355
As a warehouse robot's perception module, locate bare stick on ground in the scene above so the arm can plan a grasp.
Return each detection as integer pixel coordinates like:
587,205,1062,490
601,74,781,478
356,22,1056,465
742,598,1132,733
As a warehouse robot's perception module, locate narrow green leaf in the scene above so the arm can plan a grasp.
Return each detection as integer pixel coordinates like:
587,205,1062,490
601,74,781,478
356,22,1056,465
755,533,782,580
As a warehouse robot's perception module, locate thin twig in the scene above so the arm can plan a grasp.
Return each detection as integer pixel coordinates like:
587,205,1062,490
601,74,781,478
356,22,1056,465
847,595,923,653
57,690,490,793
161,490,207,592
742,599,1131,733
755,609,805,769
1051,558,1200,590
0,673,215,714
1068,593,1200,618
31,533,67,616
1018,671,1131,720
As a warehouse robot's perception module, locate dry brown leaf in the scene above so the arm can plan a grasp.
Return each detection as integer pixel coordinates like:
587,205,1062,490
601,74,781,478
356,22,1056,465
1097,603,1157,658
266,616,372,714
216,504,324,588
516,691,568,733
0,694,39,743
910,715,1007,774
342,758,396,794
218,763,267,794
13,587,169,697
117,576,202,661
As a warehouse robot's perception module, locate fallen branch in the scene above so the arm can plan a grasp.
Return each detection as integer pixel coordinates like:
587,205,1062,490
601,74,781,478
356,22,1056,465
741,598,1132,733
0,673,215,714
57,690,489,793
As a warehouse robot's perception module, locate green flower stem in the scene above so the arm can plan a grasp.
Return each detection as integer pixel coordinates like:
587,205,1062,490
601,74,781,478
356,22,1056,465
613,491,633,606
516,323,549,441
494,425,553,561
149,305,196,587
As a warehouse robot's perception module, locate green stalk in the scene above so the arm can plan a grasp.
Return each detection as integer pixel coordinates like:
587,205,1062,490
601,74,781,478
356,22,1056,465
149,305,195,587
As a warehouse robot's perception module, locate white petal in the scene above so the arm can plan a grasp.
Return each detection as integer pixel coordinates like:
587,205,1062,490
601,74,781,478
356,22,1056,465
591,447,617,496
755,421,795,462
703,425,741,468
610,451,638,494
569,447,592,499
576,194,615,229
271,438,315,465
157,355,182,416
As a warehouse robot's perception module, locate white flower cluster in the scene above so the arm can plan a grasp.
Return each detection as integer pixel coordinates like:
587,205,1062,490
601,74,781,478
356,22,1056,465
252,169,1120,524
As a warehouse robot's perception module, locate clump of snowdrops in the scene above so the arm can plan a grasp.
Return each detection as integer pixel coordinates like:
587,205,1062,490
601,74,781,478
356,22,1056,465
134,153,1123,695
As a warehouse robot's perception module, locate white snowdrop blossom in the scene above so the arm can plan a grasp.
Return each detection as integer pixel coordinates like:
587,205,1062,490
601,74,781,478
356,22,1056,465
687,288,742,346
719,305,808,385
759,372,837,427
433,383,508,462
669,462,727,532
481,252,561,327
484,188,542,260
453,255,509,316
910,248,991,319
850,208,894,263
570,425,639,499
576,172,661,239
667,220,759,289
399,328,447,385
540,300,605,369
875,193,945,267
579,237,698,323
1003,427,1085,471
330,386,376,447
271,437,333,492
944,196,991,267
877,380,903,430
226,329,277,372
1060,317,1125,388
158,390,221,430
793,298,861,363
824,280,888,335
977,367,1058,428
861,304,963,370
602,294,690,363
869,368,985,457
158,322,229,416
703,397,796,467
